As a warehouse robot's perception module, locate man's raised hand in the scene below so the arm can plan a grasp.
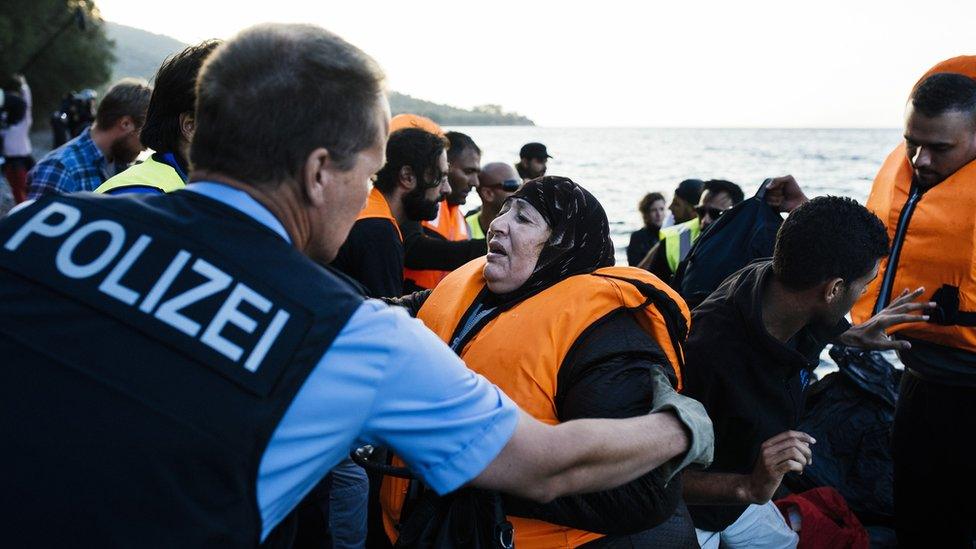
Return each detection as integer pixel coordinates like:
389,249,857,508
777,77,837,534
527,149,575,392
839,287,934,350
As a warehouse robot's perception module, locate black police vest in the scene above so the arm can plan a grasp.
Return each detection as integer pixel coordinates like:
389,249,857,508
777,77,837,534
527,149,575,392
0,190,363,547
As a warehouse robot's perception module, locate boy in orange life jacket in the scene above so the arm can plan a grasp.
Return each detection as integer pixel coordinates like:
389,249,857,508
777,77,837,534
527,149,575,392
849,65,976,547
402,131,488,291
681,197,931,549
330,128,451,298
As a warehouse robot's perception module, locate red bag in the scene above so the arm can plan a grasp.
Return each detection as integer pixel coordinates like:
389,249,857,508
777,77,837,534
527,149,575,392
775,487,869,549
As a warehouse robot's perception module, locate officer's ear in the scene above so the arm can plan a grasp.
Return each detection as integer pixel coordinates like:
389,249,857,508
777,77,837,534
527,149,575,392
303,147,333,206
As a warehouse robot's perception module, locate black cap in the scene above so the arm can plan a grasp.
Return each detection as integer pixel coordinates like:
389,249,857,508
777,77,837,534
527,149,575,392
519,142,552,160
674,178,704,205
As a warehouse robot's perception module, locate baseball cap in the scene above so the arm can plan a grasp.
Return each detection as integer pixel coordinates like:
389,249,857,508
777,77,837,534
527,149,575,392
519,142,552,160
674,179,705,205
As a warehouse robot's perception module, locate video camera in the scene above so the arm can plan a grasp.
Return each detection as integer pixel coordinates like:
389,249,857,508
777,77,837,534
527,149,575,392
50,89,96,147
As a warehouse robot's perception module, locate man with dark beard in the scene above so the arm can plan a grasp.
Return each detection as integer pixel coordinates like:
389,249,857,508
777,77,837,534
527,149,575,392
402,130,485,291
27,79,151,198
331,127,450,298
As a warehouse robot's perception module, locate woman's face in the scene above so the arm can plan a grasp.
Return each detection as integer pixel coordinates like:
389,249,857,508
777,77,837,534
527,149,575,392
642,198,667,229
484,199,552,294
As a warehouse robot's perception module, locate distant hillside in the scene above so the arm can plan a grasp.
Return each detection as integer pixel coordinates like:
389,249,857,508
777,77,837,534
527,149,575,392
105,22,188,84
389,93,533,126
105,23,533,126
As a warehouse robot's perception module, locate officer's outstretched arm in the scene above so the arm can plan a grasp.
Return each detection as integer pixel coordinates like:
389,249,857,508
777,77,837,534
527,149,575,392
470,408,692,503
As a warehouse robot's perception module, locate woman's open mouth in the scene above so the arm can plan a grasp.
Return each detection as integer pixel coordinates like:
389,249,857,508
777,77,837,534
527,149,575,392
487,240,507,257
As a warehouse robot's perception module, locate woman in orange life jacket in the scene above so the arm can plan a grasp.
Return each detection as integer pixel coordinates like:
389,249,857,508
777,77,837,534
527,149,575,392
381,176,714,549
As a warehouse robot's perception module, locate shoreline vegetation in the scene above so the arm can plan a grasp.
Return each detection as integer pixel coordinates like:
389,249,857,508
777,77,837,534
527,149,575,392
388,92,534,126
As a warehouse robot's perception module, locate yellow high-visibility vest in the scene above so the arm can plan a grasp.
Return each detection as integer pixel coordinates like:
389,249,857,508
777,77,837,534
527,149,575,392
660,216,701,274
465,210,485,240
95,156,185,194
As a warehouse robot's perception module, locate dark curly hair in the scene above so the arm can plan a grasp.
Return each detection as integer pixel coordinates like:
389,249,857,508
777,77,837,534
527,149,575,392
373,128,447,193
911,72,976,119
773,196,889,291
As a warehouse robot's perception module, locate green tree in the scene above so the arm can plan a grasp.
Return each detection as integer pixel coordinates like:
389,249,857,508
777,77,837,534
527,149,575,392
0,0,115,119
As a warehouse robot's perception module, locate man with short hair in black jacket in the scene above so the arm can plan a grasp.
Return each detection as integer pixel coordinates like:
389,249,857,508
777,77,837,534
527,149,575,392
681,196,932,548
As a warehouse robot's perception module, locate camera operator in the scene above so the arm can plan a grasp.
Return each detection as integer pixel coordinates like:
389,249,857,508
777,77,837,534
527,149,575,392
50,89,96,148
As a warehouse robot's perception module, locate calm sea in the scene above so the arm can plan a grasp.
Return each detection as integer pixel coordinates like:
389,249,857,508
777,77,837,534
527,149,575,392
449,127,903,266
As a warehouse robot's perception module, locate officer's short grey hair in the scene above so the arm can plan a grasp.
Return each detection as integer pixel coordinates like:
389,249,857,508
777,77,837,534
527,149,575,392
190,23,387,186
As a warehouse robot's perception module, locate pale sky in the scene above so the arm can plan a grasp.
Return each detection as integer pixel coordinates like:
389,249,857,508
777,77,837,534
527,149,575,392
97,0,975,128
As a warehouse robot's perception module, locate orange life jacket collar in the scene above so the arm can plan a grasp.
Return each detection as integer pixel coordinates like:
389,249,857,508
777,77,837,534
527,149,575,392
357,187,402,241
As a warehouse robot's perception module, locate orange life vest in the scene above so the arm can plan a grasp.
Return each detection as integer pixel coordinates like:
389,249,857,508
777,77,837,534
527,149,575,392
851,144,976,352
357,187,401,241
402,201,470,290
389,113,443,136
382,257,691,549
915,55,976,91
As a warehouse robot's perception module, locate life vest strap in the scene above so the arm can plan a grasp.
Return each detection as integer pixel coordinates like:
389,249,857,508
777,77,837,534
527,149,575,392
593,273,689,371
930,284,976,327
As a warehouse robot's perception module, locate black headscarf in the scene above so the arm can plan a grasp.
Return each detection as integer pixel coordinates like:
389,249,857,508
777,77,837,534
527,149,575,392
480,176,616,309
447,176,616,351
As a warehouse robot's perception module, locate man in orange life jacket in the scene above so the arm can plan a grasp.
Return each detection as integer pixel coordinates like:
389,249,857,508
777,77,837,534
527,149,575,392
331,128,451,298
850,61,976,547
402,130,487,291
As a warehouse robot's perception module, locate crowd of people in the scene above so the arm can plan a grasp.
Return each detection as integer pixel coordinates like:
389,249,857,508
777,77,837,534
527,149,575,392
1,22,974,549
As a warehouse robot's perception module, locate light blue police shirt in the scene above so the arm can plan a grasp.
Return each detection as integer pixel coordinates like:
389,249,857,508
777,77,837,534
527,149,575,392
185,183,520,541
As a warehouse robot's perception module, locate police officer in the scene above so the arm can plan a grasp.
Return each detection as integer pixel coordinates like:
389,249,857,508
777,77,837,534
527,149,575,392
0,23,709,546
